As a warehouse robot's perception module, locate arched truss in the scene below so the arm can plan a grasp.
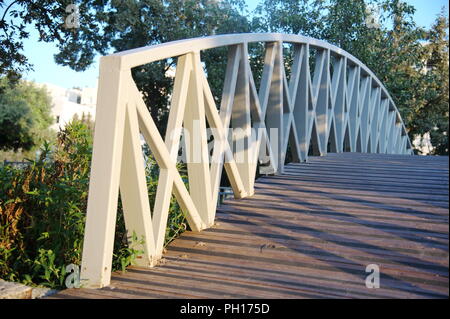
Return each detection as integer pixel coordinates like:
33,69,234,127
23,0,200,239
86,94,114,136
80,33,413,288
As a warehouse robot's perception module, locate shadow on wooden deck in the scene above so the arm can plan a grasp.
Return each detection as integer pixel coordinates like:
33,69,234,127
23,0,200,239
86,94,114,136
51,153,449,299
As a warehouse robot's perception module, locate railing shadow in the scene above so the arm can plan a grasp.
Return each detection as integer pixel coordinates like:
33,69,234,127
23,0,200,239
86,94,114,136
212,206,448,298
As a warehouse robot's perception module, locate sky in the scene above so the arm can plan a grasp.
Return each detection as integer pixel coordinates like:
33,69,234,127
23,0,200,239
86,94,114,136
20,0,449,89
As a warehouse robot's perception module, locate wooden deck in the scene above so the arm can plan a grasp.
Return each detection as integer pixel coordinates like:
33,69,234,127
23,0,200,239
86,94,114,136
52,153,449,299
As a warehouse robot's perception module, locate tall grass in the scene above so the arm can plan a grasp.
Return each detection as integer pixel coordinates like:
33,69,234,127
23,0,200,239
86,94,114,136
0,120,187,288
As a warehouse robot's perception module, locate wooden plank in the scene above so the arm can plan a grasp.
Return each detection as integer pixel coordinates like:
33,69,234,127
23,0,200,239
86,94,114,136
216,209,449,239
53,153,448,299
256,182,449,201
111,267,329,299
163,245,447,298
222,195,449,216
261,175,449,192
168,230,448,279
280,163,449,175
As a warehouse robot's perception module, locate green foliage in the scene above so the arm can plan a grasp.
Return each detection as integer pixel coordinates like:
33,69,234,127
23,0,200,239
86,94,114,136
0,120,187,288
0,122,91,287
253,0,325,37
0,77,54,156
366,3,449,155
1,0,448,153
411,13,449,155
142,144,189,245
1,0,251,135
0,0,109,81
0,83,34,152
111,0,251,133
253,0,449,155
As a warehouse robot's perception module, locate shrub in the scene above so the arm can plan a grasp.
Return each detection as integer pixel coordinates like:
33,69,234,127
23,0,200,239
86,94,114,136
0,120,187,288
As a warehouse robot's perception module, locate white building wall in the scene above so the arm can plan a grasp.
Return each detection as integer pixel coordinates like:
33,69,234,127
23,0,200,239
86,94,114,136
39,82,97,130
413,132,434,155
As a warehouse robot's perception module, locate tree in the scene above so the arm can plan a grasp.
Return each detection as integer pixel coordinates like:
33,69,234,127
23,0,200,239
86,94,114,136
0,0,109,82
252,0,325,37
3,0,447,154
254,0,448,155
0,77,53,155
371,2,448,155
2,1,251,135
0,79,34,151
103,0,251,133
373,1,426,131
412,13,449,155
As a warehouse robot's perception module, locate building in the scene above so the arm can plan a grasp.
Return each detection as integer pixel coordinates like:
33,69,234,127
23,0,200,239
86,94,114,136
413,132,434,155
39,82,97,130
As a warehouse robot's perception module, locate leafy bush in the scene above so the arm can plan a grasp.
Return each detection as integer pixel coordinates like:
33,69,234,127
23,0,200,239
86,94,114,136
0,77,54,155
0,120,187,288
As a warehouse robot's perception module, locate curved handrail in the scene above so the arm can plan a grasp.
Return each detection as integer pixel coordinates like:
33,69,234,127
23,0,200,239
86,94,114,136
81,33,414,288
107,32,411,146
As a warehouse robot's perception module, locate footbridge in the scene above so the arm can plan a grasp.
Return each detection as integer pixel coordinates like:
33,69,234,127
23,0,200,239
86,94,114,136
51,34,448,298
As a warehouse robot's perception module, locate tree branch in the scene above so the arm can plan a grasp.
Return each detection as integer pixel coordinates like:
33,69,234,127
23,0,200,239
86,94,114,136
1,0,21,24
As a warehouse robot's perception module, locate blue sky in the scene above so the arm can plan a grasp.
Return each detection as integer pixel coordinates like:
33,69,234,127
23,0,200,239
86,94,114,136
21,0,448,89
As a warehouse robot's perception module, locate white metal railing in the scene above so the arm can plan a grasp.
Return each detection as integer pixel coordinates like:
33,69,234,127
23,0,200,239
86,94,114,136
80,33,413,288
